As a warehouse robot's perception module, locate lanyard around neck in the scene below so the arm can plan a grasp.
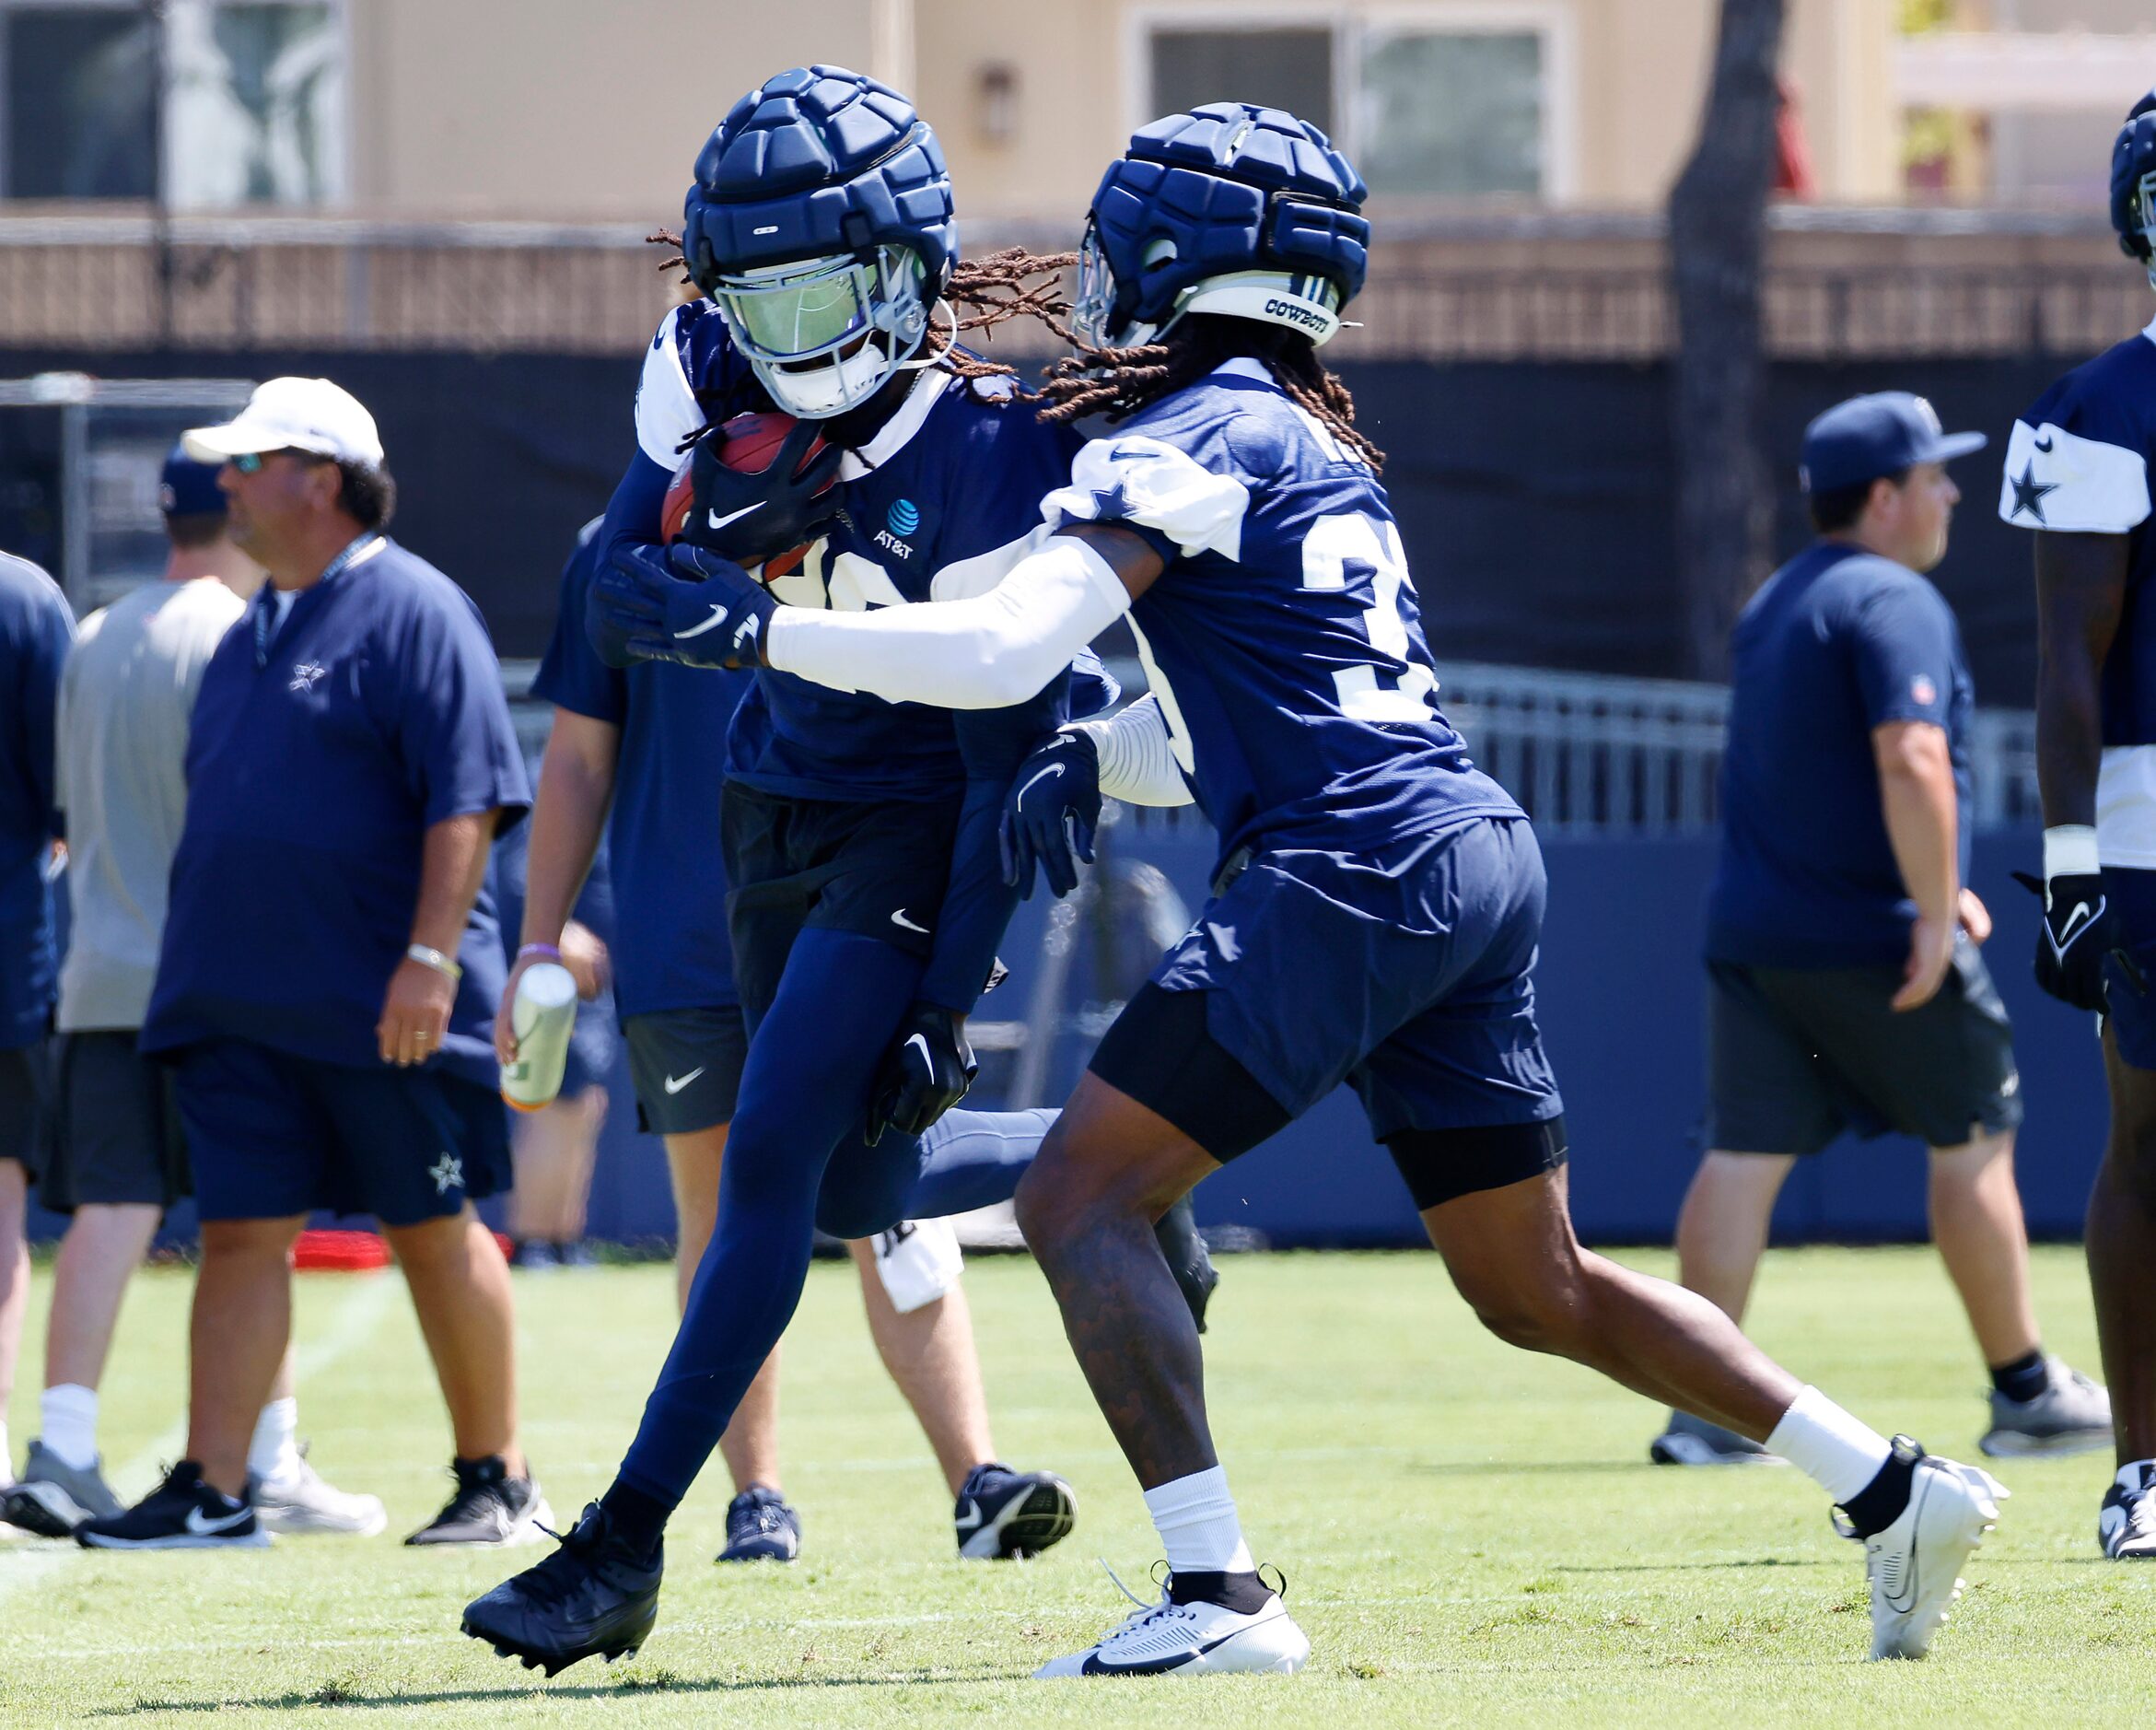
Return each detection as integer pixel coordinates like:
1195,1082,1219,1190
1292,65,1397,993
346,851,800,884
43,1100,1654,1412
255,532,379,670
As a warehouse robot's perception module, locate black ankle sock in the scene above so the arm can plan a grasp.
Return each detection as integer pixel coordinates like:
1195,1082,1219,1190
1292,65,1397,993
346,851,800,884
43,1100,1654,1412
598,1479,672,1561
1989,1347,2048,1405
1167,1569,1274,1613
1839,1449,1917,1539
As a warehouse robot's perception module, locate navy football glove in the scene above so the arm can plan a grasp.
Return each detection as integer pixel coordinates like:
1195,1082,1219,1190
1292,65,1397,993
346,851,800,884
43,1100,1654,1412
2012,868,2119,1012
999,730,1101,900
589,541,775,672
680,418,845,567
865,1003,977,1146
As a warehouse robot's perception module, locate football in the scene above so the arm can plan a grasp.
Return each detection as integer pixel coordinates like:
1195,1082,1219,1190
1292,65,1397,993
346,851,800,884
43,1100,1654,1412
659,410,827,580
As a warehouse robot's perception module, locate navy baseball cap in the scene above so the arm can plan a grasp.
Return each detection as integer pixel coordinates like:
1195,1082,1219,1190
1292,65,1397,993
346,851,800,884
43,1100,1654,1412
158,443,226,518
1800,392,1986,495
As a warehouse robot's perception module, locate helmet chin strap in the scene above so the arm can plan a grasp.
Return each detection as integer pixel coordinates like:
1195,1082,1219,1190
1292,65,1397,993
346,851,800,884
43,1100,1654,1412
894,298,959,375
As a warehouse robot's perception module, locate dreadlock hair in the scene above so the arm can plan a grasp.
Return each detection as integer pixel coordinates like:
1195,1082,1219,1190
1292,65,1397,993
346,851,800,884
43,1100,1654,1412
1035,314,1383,472
644,232,1074,395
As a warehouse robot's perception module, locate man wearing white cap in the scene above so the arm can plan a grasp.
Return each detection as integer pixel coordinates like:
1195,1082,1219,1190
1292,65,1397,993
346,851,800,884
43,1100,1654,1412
76,379,545,1549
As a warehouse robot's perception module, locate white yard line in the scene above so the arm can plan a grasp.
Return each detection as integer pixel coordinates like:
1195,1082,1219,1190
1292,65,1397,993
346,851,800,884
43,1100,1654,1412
0,1271,400,1607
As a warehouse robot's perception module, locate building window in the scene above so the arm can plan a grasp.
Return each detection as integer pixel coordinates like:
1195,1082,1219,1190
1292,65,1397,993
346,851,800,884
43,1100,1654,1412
1140,9,1562,199
1,0,344,205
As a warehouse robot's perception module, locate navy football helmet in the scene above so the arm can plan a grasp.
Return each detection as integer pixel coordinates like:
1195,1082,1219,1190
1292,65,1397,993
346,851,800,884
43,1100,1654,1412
682,66,958,418
1070,103,1369,351
2115,89,2156,286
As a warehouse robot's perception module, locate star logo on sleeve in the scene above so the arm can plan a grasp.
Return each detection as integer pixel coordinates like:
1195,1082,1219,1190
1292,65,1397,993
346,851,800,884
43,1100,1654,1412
2009,460,2060,524
428,1154,464,1196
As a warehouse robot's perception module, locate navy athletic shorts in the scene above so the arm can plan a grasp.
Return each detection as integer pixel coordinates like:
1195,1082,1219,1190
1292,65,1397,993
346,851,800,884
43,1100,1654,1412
175,1037,511,1227
623,1006,750,1136
720,782,961,1023
2105,866,2156,1071
1093,815,1565,1181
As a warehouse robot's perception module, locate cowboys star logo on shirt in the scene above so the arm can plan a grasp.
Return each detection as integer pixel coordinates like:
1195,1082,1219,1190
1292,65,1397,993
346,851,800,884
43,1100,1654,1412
288,661,328,693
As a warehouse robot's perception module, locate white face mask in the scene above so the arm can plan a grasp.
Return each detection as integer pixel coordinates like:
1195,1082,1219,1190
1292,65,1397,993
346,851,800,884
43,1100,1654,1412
752,341,895,419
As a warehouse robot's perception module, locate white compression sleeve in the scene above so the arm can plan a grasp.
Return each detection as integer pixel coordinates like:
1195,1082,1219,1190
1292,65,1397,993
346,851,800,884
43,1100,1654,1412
764,533,1132,708
1070,696,1193,807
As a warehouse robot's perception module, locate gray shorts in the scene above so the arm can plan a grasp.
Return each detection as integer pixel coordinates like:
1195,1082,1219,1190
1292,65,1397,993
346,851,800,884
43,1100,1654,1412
44,1030,190,1212
1703,934,2023,1155
623,1007,749,1137
0,1037,51,1175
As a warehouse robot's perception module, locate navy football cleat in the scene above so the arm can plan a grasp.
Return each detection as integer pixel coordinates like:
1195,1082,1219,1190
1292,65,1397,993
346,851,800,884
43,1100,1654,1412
955,1462,1077,1560
715,1484,801,1562
461,1502,662,1677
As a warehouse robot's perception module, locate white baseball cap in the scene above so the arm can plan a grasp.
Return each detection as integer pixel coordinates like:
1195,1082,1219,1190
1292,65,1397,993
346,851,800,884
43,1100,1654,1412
182,376,385,469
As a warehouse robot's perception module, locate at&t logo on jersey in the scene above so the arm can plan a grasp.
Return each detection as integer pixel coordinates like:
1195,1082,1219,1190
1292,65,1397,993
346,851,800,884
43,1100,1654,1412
874,497,920,559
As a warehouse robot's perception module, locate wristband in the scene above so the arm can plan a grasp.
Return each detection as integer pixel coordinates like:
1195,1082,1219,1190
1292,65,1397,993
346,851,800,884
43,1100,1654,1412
516,943,564,963
2043,824,2100,882
406,942,463,982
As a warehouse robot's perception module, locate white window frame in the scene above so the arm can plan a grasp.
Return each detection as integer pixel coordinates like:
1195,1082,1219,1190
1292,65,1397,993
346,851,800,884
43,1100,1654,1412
0,0,351,205
1125,1,1577,203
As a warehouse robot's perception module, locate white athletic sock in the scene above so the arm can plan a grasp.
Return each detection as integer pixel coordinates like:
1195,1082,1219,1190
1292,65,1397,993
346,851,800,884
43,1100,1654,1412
248,1397,301,1483
41,1384,99,1472
1142,1466,1256,1576
1766,1385,1893,1505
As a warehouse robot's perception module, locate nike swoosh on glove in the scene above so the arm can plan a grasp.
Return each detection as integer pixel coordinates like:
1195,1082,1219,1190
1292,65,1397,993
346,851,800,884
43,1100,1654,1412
999,730,1101,900
589,541,775,672
2012,869,2120,1012
680,418,845,567
866,1003,978,1146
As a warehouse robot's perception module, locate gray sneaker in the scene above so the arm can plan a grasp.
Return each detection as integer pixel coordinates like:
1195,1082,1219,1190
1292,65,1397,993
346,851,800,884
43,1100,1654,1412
0,1441,123,1537
249,1447,388,1537
1649,1409,1785,1466
1979,1358,2112,1457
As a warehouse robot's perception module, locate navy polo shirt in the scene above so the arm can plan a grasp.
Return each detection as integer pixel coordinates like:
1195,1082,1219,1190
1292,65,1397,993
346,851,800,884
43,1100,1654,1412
0,555,74,1049
142,538,529,1088
533,527,749,1019
1707,542,1973,967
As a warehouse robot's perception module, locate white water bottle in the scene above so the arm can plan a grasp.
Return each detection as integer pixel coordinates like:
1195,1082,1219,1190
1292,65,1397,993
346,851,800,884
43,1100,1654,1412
501,962,578,1112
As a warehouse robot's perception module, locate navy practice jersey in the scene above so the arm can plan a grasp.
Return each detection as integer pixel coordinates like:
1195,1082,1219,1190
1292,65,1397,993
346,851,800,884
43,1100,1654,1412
1707,542,1973,968
0,554,73,1048
2000,314,2156,862
625,298,1086,804
1043,357,1521,918
535,520,752,1018
142,540,530,1088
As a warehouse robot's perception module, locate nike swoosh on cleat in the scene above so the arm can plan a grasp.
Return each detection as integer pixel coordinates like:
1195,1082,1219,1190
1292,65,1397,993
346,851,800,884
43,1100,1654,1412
1081,1629,1245,1675
184,1505,252,1537
662,1068,705,1095
890,908,930,934
673,605,731,640
953,1497,982,1534
707,502,763,531
1016,763,1066,810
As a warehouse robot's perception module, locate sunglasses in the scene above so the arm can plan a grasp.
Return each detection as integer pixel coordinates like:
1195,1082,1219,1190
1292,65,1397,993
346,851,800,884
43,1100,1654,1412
229,448,326,474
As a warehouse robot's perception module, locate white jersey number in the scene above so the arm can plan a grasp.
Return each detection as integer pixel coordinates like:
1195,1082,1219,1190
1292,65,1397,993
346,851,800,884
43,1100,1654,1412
1299,512,1438,721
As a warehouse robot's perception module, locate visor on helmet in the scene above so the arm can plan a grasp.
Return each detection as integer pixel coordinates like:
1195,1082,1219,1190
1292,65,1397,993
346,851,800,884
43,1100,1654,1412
713,246,931,419
1071,218,1346,349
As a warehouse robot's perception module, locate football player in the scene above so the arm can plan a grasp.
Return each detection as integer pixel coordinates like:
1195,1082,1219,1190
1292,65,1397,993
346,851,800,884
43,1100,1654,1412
658,103,2010,1674
2000,89,2156,1561
463,66,1209,1671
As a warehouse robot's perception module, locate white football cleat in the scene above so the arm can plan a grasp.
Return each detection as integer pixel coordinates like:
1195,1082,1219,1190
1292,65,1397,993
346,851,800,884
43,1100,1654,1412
1034,1567,1310,1678
1842,1440,2006,1661
250,1449,388,1537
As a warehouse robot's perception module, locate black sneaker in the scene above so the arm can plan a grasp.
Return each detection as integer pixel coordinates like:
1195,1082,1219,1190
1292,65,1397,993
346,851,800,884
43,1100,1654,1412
75,1461,268,1550
462,1502,662,1676
715,1484,801,1562
1152,1194,1220,1333
406,1455,554,1547
954,1462,1076,1560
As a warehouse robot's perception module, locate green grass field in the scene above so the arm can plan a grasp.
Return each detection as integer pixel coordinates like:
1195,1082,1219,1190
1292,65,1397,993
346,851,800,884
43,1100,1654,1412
0,1245,2146,1727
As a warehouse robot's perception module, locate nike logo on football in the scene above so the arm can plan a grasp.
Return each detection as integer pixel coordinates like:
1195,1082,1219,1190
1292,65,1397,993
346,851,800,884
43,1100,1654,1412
674,605,731,640
890,908,930,933
1016,762,1066,810
184,1504,252,1537
707,502,763,531
662,1068,705,1095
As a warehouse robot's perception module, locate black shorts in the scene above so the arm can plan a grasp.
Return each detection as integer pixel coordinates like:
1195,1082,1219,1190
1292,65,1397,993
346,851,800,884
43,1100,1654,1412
624,1007,750,1136
0,1037,51,1175
720,781,963,1022
1091,981,1569,1212
42,1031,190,1212
1702,935,2023,1155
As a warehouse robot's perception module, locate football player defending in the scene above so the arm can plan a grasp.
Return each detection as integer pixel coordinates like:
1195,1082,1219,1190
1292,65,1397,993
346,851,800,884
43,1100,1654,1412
2001,90,2156,1561
463,68,1209,1672
660,105,2010,1674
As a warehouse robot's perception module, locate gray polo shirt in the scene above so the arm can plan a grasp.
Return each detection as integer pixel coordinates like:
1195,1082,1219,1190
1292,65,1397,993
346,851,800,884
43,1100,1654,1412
55,577,244,1031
